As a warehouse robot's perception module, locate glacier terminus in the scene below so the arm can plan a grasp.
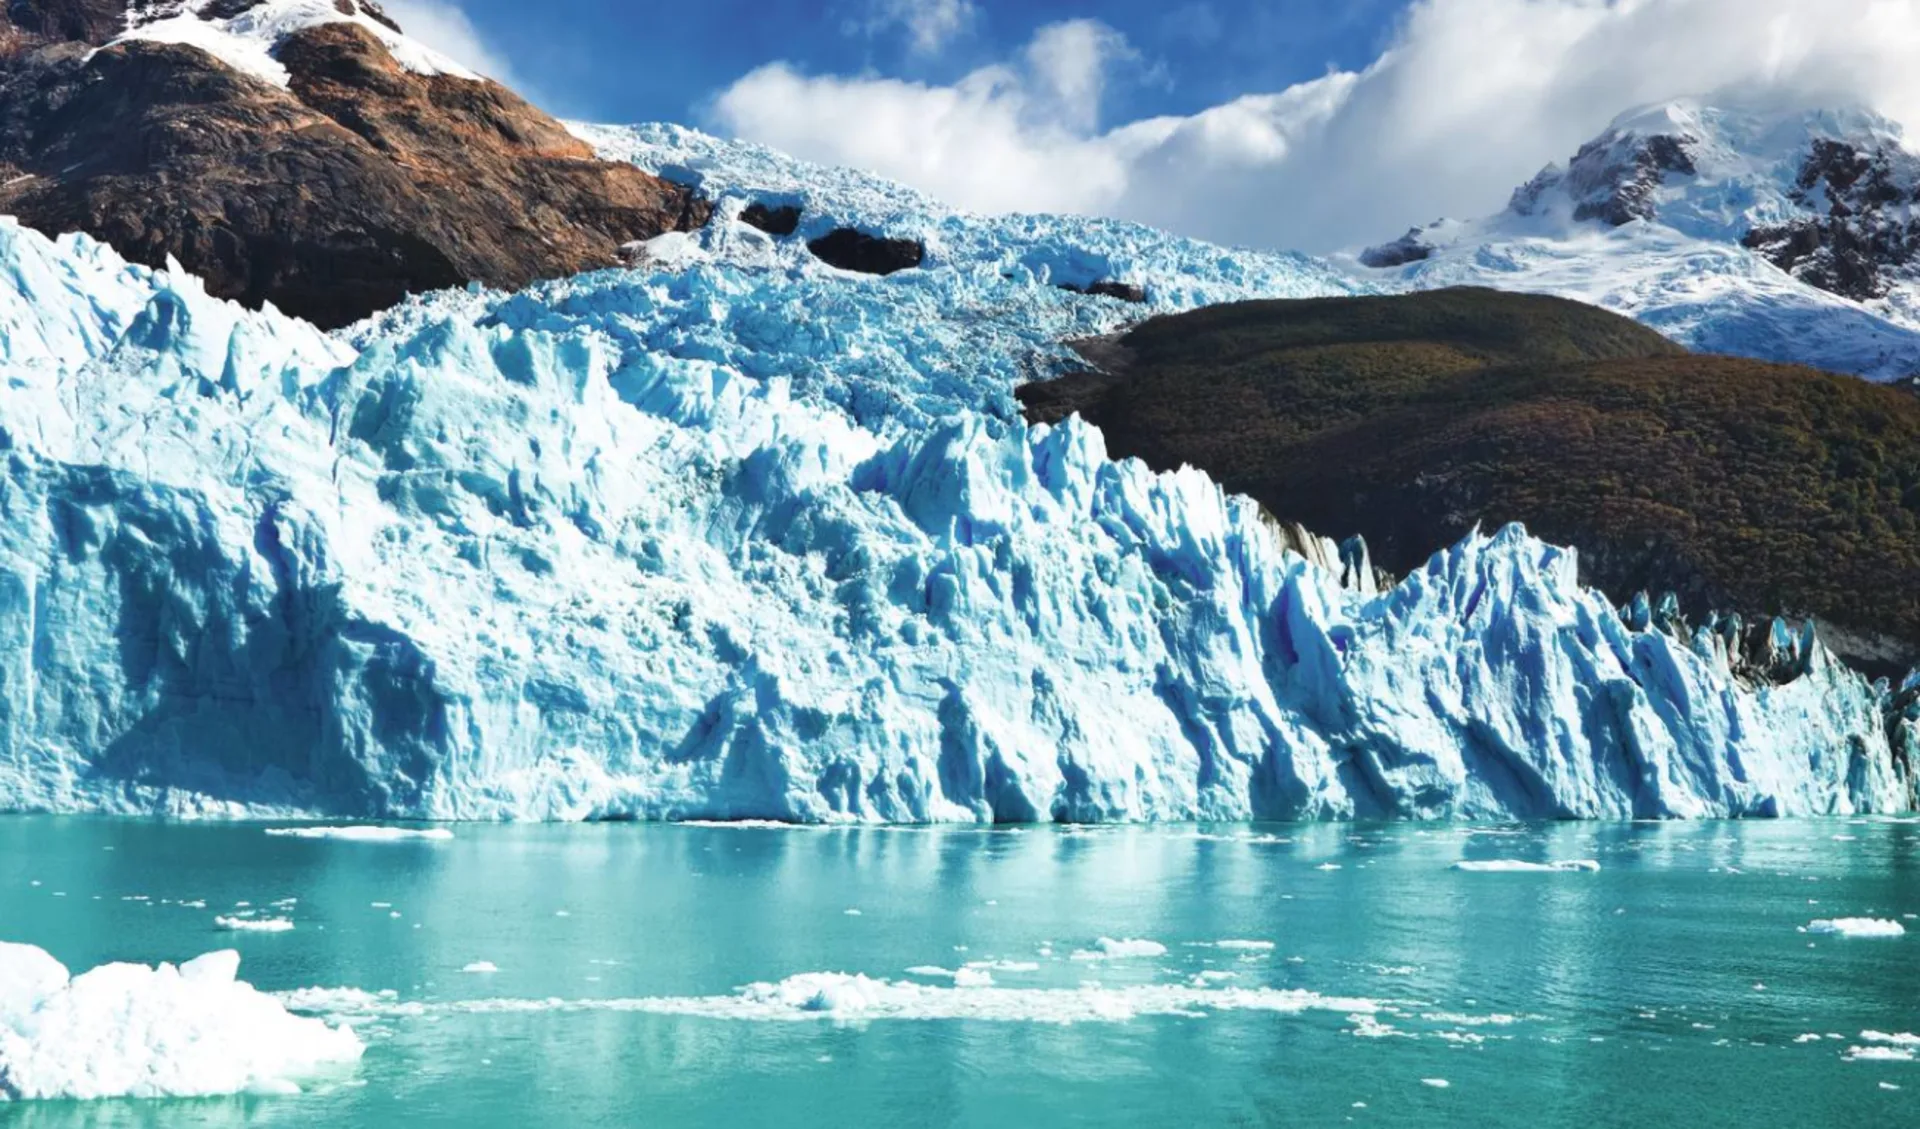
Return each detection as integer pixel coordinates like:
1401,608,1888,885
0,122,1910,825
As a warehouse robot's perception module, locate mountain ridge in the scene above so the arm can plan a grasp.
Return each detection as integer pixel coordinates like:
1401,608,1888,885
1352,98,1920,381
0,0,710,327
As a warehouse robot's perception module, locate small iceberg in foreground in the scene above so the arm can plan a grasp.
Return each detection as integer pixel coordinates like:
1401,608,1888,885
0,943,363,1101
1451,860,1602,873
265,826,454,843
1806,918,1907,938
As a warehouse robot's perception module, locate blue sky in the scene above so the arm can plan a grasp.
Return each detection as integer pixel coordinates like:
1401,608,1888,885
388,0,1920,255
399,0,1406,127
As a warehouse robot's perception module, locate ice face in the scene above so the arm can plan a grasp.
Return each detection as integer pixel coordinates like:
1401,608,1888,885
0,125,1907,824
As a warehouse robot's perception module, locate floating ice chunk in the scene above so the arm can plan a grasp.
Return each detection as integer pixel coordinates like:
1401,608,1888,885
1315,864,1343,872
1421,1078,1452,1088
265,827,453,843
0,943,362,1100
1845,1046,1917,1063
965,960,1041,973
214,916,294,933
462,962,500,974
1207,940,1276,952
952,968,993,989
1349,1014,1410,1039
1451,860,1601,873
1807,919,1907,938
1861,1031,1920,1047
1070,938,1168,961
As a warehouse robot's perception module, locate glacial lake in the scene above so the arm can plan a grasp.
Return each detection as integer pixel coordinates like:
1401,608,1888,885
1,817,1916,1127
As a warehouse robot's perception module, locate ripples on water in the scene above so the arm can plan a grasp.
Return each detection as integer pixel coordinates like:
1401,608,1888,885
0,817,1915,1127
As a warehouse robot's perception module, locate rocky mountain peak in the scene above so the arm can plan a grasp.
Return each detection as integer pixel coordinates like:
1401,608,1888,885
0,0,710,326
1507,125,1699,226
1360,99,1920,317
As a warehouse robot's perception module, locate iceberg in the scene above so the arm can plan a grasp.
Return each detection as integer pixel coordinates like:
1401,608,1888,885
0,122,1909,825
1806,919,1907,938
0,943,363,1101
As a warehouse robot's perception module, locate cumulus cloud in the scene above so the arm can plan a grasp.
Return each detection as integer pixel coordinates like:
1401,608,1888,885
379,0,516,84
709,0,1920,254
848,0,981,56
713,19,1143,215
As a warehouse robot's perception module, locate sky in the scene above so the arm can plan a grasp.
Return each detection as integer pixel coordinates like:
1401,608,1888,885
383,0,1920,255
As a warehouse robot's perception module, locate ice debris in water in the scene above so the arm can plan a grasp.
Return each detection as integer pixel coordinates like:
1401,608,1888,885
214,916,295,933
0,942,362,1101
293,972,1385,1026
1070,939,1169,961
264,827,454,843
0,121,1908,825
462,962,500,974
1806,919,1907,938
1451,860,1602,873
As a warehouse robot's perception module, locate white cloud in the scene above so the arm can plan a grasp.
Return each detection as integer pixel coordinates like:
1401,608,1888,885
848,0,980,57
378,0,515,85
712,19,1143,215
708,0,1920,254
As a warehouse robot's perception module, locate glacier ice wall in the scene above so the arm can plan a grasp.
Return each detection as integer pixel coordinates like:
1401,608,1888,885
0,122,1908,823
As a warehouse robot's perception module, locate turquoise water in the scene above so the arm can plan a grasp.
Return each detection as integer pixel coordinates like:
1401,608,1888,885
1,817,1916,1127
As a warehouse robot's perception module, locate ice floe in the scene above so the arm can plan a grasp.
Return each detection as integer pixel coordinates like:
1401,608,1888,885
265,826,454,843
1070,938,1169,961
214,916,295,933
1806,919,1907,938
0,943,362,1101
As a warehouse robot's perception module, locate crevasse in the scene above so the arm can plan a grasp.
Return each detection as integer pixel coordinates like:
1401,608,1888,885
0,122,1907,822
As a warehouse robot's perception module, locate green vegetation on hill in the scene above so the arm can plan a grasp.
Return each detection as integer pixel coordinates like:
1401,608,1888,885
1018,288,1920,673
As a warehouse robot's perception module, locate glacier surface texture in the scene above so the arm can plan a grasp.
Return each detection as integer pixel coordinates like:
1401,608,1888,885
0,124,1908,823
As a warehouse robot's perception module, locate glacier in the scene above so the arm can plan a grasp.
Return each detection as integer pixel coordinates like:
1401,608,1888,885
0,115,1910,823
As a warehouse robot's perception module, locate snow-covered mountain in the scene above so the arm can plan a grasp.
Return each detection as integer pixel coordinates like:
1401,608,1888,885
1351,100,1920,380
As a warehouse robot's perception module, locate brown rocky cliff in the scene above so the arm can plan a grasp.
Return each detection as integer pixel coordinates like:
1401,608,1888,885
0,4,710,327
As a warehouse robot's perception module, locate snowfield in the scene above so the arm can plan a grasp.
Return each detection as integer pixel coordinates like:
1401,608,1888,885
0,943,362,1101
0,116,1909,824
1348,100,1920,380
